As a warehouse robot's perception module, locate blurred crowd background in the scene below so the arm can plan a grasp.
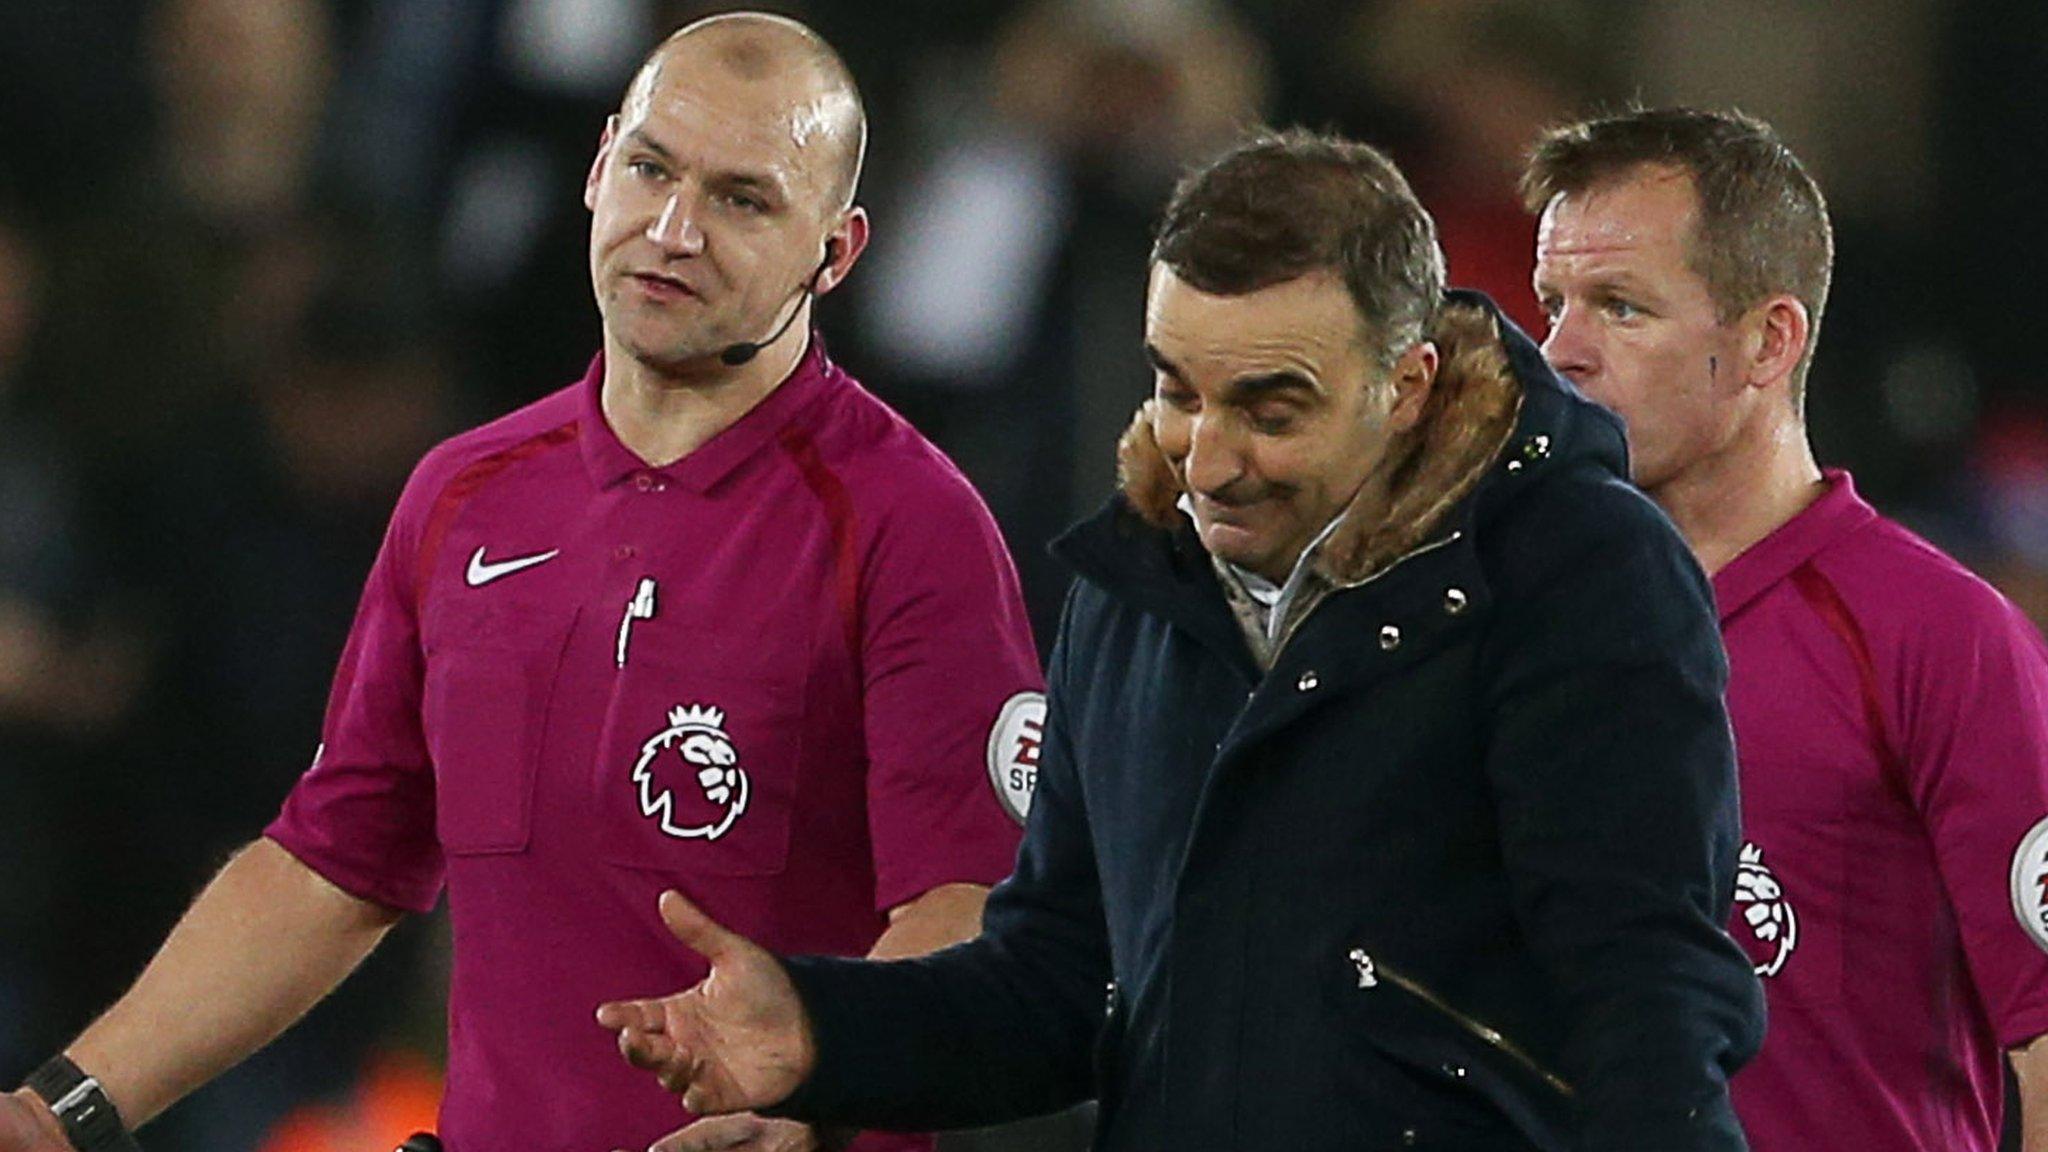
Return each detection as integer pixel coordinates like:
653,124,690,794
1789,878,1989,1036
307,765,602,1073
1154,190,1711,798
1,1,2044,1149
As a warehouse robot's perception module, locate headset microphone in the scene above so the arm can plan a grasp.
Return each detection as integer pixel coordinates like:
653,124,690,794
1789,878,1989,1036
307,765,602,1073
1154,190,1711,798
718,242,837,367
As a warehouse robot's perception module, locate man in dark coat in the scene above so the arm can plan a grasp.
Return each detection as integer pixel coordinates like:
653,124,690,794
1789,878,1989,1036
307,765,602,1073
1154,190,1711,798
594,129,1765,1152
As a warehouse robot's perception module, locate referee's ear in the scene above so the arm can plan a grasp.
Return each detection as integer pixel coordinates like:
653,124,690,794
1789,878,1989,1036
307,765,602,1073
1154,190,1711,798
1740,291,1812,401
584,115,620,213
814,207,870,298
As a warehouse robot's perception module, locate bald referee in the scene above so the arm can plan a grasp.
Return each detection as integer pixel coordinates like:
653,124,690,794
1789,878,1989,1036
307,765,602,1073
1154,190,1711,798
1,14,1042,1152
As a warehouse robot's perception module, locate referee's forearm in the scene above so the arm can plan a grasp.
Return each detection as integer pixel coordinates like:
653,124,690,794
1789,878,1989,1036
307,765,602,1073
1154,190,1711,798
63,837,402,1127
2013,1035,2048,1152
867,883,988,961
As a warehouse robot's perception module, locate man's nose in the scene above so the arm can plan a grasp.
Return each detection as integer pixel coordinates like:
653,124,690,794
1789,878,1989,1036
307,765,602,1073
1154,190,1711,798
1540,306,1598,386
645,192,706,256
1182,414,1247,496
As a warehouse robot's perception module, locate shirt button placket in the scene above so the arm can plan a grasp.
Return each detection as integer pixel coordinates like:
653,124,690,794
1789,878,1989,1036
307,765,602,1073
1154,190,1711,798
622,473,663,570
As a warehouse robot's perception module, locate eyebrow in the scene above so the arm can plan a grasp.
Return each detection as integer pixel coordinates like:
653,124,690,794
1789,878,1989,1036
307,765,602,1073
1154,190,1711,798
708,170,787,203
624,128,679,167
1535,258,1660,295
1143,343,1183,380
1145,345,1321,400
1227,371,1321,401
623,129,790,202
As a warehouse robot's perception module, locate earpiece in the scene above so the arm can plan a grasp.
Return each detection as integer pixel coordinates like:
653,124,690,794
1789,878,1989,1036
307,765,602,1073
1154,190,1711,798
717,238,842,367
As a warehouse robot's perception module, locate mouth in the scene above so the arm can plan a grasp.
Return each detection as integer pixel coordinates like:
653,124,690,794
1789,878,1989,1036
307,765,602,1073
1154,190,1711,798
1191,492,1265,524
1198,516,1265,560
626,270,699,302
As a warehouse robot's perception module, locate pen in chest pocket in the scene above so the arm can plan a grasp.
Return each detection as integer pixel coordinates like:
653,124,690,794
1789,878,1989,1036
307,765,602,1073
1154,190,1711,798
616,577,659,667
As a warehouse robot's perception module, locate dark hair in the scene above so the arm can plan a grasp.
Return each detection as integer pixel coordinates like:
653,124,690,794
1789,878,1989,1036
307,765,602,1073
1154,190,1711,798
1151,128,1446,367
1521,106,1833,398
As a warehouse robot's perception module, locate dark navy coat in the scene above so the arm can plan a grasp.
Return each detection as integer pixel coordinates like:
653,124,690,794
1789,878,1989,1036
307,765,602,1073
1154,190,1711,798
780,296,1764,1151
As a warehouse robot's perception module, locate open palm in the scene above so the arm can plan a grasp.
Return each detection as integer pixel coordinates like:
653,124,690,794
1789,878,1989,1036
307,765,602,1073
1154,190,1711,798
596,890,818,1116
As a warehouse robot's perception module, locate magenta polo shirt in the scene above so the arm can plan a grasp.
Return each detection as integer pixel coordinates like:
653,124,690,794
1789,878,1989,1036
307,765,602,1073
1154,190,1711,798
265,341,1043,1152
1716,470,2048,1151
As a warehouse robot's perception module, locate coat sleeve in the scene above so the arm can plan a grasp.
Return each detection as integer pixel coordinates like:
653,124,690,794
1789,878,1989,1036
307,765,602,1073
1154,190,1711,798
772,585,1112,1131
1476,468,1764,1152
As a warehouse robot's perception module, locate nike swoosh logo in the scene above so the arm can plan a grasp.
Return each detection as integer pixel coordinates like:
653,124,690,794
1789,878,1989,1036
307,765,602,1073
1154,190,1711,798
465,546,561,587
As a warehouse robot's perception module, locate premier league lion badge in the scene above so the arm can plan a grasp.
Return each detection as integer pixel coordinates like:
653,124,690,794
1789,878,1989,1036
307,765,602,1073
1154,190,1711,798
634,703,749,840
1733,841,1798,977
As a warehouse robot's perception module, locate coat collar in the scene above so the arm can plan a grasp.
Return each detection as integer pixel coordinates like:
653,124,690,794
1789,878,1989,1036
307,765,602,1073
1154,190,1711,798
1108,292,1521,584
1056,290,1625,625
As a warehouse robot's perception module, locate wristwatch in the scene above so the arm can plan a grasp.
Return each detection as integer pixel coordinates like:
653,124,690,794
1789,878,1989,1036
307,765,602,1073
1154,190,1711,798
22,1057,143,1152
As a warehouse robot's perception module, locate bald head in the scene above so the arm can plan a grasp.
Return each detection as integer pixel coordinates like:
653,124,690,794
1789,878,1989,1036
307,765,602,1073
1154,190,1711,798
622,12,866,212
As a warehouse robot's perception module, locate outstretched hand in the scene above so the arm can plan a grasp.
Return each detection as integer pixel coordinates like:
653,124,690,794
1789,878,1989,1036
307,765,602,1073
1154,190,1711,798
596,890,818,1117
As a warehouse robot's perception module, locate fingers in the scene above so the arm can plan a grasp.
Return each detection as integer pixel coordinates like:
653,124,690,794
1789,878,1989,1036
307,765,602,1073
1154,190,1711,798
650,1112,765,1152
616,1021,682,1073
595,997,665,1032
617,1030,709,1101
657,889,746,962
0,1092,66,1152
680,1080,725,1117
756,1118,823,1152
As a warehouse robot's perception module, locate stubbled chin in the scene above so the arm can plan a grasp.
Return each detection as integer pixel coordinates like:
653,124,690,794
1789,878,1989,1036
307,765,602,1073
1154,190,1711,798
1200,519,1267,565
615,330,717,375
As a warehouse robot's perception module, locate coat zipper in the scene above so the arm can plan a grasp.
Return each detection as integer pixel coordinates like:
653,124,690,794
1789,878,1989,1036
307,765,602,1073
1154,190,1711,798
1348,948,1575,1099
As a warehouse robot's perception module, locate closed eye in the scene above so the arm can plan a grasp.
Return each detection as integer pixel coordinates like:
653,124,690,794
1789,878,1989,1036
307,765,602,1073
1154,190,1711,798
1157,380,1200,413
1245,402,1302,435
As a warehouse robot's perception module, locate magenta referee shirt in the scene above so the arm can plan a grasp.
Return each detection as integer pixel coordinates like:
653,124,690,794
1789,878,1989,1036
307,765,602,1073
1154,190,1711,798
1717,470,2048,1151
266,343,1043,1152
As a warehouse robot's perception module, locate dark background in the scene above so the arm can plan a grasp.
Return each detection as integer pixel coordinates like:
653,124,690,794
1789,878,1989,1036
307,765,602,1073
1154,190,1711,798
2,1,2043,1149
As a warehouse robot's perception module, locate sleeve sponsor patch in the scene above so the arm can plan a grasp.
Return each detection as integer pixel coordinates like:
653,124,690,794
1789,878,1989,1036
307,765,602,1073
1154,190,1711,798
985,691,1047,826
2009,815,2048,953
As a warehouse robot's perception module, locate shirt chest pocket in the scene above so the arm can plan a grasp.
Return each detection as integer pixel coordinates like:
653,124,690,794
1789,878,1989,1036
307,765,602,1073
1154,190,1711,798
1728,764,1852,1010
592,644,806,878
421,602,575,855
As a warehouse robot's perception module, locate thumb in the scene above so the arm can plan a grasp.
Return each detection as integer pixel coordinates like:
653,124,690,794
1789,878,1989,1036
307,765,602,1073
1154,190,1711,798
658,888,746,962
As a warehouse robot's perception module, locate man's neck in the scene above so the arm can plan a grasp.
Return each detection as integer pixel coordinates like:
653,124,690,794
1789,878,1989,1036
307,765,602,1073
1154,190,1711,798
599,329,808,467
1650,417,1827,577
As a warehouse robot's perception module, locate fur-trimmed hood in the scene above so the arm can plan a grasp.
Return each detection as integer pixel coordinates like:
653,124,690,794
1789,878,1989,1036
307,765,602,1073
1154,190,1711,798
1113,295,1524,587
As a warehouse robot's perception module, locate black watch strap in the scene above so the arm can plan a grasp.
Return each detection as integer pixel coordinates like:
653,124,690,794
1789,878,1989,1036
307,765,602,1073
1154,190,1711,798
23,1056,144,1152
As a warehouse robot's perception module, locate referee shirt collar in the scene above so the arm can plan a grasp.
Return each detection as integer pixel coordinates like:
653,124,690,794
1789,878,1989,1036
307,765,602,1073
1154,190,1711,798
577,334,835,494
1711,468,1876,623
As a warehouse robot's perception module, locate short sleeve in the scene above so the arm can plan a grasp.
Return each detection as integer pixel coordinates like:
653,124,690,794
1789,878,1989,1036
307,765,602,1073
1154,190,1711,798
859,470,1041,913
264,475,444,914
1902,582,2048,1049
